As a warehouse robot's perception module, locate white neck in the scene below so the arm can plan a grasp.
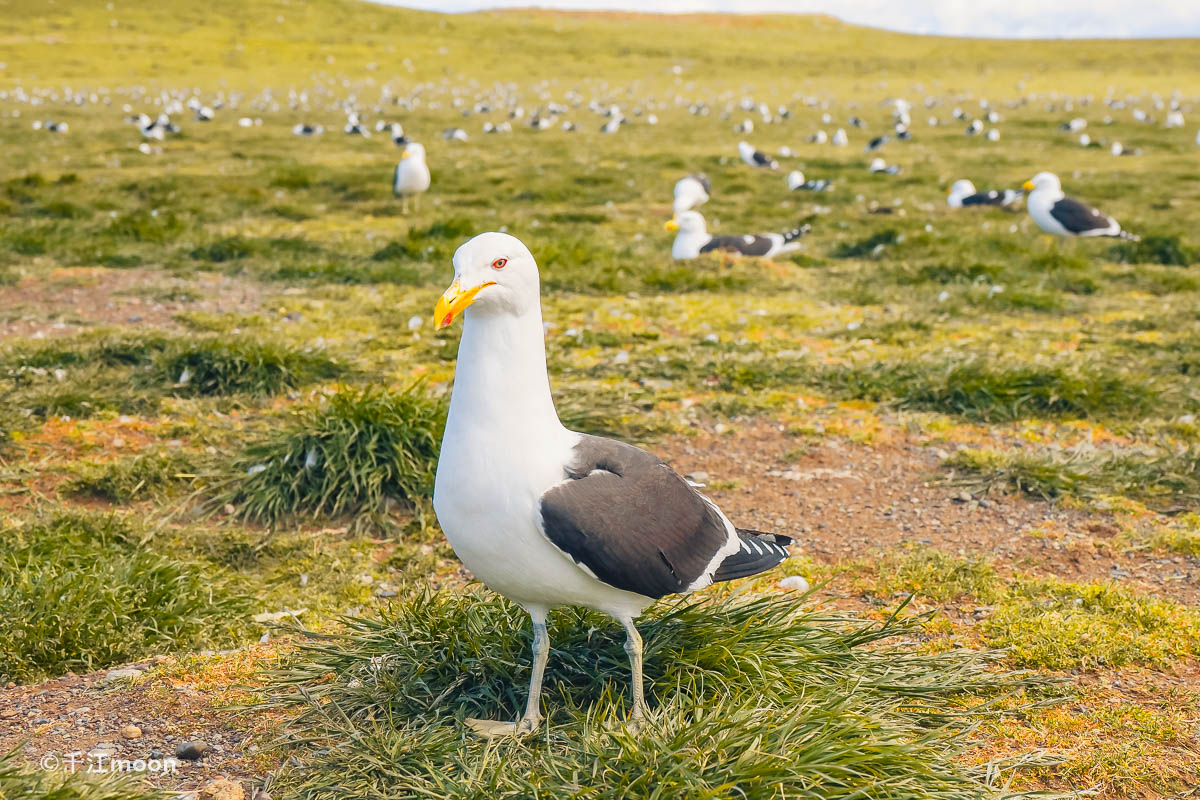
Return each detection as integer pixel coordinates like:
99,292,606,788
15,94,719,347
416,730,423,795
673,229,711,259
446,304,565,440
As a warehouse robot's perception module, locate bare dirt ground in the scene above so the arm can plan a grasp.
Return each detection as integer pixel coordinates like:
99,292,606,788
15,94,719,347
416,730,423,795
0,267,264,339
1,422,1197,794
661,421,1199,606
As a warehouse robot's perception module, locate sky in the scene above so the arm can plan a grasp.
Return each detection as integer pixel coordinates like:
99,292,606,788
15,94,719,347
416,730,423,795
374,0,1200,38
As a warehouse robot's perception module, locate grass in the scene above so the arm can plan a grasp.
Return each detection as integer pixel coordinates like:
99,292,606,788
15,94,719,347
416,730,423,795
982,578,1200,670
0,751,161,800
0,511,252,683
263,588,1048,800
858,547,1200,671
209,384,445,528
145,338,346,397
946,445,1200,507
63,450,198,503
821,359,1165,422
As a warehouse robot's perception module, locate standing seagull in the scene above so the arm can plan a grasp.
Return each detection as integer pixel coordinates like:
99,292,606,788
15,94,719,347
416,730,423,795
433,232,791,735
393,142,431,213
665,211,809,260
737,141,778,169
1023,172,1137,240
672,173,711,214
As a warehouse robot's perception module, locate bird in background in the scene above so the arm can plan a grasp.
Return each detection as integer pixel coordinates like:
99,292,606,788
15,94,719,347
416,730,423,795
393,141,431,213
1023,172,1137,240
665,211,809,260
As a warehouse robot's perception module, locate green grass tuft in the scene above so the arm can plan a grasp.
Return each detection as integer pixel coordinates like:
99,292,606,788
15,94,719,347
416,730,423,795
63,450,198,503
824,358,1162,421
830,229,899,259
946,445,1200,507
146,338,345,397
0,511,252,683
1108,235,1197,266
211,383,445,527
264,588,1047,800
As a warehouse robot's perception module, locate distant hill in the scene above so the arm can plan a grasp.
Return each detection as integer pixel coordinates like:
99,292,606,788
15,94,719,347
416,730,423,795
1,0,1197,92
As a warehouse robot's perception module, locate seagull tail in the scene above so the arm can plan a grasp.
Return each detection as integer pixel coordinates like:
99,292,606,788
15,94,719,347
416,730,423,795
711,529,792,582
1117,230,1141,242
781,223,813,244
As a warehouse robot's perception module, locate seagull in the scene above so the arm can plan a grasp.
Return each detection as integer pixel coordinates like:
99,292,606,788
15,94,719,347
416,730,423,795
831,128,848,146
672,174,711,214
865,135,889,152
787,171,831,192
737,141,777,169
443,127,469,141
946,179,1022,208
292,123,323,137
390,122,407,145
869,157,900,175
432,232,791,736
393,141,430,213
665,211,810,260
1023,172,1137,240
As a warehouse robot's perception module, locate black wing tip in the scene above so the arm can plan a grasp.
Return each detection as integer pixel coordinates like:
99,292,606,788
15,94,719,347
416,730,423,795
782,223,812,243
711,529,792,583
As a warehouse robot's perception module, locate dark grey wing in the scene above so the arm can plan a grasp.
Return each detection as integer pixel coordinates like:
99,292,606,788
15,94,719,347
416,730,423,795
539,435,732,599
693,173,712,195
962,192,1004,207
751,150,775,168
392,163,401,195
701,235,774,256
1050,196,1114,233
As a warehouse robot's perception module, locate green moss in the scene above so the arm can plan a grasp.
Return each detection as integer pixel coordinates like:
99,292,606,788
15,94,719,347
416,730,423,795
982,578,1200,670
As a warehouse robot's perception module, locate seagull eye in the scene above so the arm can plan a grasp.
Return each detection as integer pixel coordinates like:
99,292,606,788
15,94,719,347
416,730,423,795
491,258,508,270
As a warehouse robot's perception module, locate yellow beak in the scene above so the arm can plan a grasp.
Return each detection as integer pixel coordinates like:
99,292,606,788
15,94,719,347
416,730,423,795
401,150,412,159
434,278,495,329
1022,180,1034,191
664,218,679,232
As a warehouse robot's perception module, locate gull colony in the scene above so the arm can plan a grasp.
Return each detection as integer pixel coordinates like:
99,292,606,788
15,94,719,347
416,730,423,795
12,74,1196,741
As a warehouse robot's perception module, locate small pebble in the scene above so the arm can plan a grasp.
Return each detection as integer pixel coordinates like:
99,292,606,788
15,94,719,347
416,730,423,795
122,724,142,740
176,740,209,760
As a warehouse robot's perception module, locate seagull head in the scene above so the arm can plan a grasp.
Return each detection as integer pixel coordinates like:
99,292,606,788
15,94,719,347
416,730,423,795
1023,171,1060,193
401,142,426,162
664,210,706,235
435,232,539,329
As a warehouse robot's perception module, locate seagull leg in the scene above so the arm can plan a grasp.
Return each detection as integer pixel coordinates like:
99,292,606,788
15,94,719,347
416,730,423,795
620,617,649,728
466,613,548,737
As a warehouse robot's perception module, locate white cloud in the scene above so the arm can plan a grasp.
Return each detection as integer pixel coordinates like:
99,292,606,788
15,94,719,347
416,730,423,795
374,0,1200,38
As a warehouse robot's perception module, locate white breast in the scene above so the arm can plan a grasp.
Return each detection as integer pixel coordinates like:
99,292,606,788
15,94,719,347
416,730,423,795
1027,189,1070,236
434,424,650,618
394,160,430,194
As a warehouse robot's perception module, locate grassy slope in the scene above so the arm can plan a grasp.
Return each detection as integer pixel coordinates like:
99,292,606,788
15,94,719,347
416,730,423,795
2,0,1199,93
1,1,1200,797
